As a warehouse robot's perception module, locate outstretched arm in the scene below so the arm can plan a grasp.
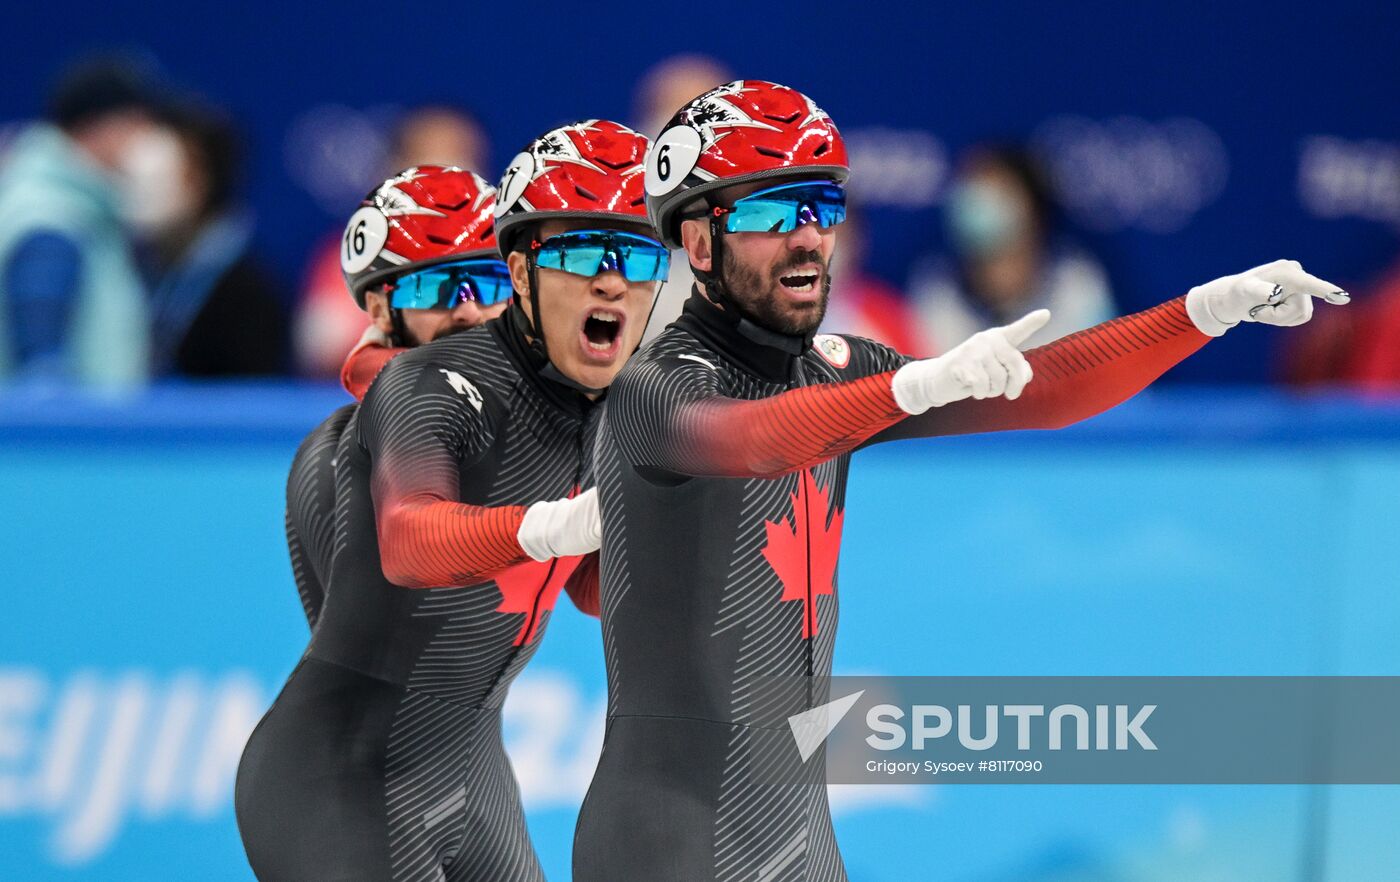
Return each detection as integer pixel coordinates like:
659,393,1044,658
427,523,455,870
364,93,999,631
871,297,1204,441
612,261,1348,477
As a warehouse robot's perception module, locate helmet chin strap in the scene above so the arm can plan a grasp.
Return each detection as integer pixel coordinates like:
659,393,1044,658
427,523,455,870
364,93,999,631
387,307,410,349
691,209,812,356
514,245,606,397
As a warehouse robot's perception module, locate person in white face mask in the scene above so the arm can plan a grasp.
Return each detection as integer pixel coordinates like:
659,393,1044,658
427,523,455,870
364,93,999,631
0,57,166,388
908,144,1115,355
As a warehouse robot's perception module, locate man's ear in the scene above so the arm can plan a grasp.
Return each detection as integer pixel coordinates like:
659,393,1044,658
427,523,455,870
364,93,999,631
507,250,530,300
680,218,712,273
364,289,394,334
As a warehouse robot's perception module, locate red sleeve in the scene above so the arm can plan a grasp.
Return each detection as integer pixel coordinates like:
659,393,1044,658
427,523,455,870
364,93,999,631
563,551,601,618
872,296,1208,442
610,356,905,479
341,341,406,401
377,494,529,589
361,356,531,588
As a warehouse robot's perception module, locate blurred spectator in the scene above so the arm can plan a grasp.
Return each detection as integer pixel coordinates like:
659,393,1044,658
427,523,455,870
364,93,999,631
1281,257,1400,391
143,102,290,376
633,54,733,139
0,58,160,387
907,145,1114,353
293,105,488,378
820,204,928,355
387,106,488,173
632,54,734,343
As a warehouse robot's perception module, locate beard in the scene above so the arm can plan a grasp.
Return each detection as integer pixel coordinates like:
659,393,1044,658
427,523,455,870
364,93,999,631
719,245,832,337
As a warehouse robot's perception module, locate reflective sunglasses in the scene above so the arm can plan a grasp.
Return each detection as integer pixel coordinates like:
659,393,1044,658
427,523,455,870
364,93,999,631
387,257,513,310
533,229,671,282
719,180,847,234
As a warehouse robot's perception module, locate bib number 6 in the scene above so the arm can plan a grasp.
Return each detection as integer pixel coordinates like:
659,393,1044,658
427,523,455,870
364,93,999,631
656,144,671,181
644,125,702,198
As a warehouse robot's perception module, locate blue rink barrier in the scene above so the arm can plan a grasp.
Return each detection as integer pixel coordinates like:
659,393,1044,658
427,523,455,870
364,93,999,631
1,383,1398,881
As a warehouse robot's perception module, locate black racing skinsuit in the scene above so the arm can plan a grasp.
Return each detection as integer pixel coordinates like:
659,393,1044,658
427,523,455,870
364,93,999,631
237,309,600,882
574,290,1207,881
285,403,355,628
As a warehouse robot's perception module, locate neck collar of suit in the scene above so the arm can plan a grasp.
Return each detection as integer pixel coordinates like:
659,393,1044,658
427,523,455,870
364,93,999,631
675,286,810,383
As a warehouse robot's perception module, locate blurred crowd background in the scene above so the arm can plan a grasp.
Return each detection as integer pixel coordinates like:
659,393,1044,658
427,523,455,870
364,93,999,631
2,2,1397,392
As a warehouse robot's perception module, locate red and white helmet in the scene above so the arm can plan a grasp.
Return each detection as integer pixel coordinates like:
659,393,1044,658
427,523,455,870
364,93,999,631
492,120,652,255
340,165,499,308
644,80,849,249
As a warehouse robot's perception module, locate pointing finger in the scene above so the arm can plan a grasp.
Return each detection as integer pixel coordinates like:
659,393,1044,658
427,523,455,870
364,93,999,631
997,309,1053,349
1257,261,1351,304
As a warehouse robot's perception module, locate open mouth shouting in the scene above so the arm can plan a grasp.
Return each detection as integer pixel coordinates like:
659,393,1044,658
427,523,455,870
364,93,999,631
778,265,824,302
579,308,626,362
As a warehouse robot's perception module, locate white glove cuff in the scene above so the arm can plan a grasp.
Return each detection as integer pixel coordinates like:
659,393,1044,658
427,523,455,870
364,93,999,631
891,363,930,415
517,499,563,562
1185,287,1236,337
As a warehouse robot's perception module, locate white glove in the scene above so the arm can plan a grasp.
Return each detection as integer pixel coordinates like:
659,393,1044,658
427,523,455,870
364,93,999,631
891,309,1051,415
517,488,601,561
1184,259,1350,337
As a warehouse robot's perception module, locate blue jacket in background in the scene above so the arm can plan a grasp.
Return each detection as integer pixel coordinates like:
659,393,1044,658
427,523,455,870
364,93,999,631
0,123,149,388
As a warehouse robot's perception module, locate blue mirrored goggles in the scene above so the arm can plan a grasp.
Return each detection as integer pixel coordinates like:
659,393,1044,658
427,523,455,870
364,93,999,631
387,257,513,310
718,181,847,234
532,230,670,283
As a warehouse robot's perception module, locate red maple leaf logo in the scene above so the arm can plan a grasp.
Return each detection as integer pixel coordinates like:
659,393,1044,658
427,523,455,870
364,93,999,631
494,485,584,646
761,470,844,639
494,553,584,646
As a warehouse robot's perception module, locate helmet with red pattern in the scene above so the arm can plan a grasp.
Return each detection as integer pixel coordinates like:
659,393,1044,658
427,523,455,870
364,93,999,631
340,165,499,308
492,120,652,255
643,81,848,249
